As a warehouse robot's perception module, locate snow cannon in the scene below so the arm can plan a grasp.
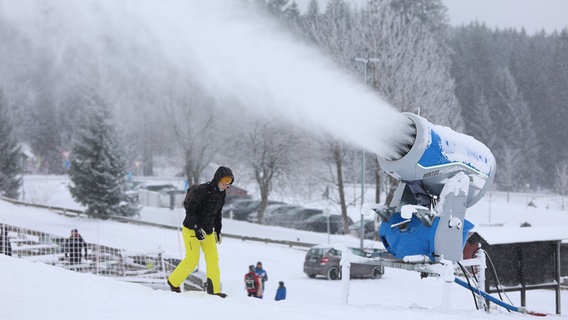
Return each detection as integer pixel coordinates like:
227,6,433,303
375,113,496,263
379,113,496,207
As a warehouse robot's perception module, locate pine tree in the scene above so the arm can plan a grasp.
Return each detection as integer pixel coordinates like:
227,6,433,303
492,67,540,190
68,95,139,218
0,89,22,199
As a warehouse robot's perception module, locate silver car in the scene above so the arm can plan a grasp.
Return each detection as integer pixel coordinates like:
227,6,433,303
303,245,384,280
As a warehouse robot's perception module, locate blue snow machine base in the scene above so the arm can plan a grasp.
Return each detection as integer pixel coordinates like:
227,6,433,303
379,213,473,262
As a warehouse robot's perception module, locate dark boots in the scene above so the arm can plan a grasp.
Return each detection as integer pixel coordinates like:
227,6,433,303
168,278,226,297
167,279,181,293
207,278,227,298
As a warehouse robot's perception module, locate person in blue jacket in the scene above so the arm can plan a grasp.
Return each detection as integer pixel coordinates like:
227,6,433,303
275,281,286,301
254,261,268,294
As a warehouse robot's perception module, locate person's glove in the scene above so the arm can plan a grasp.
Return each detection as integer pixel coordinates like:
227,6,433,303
215,231,222,244
193,226,206,241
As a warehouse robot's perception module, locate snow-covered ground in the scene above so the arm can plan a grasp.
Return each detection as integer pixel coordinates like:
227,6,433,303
1,175,567,319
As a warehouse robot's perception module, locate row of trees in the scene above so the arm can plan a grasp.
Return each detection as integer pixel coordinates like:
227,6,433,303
284,0,568,201
1,0,568,221
0,86,139,217
450,23,568,192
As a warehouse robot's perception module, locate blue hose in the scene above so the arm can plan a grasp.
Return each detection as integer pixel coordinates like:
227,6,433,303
454,277,521,313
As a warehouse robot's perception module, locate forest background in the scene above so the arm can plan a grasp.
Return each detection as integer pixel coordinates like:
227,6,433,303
1,0,568,219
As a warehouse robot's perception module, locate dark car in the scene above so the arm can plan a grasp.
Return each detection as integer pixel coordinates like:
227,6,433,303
247,204,300,223
303,245,384,280
142,184,176,192
349,219,377,240
222,199,286,221
297,214,353,234
259,204,303,225
269,207,322,228
222,199,254,218
225,193,252,205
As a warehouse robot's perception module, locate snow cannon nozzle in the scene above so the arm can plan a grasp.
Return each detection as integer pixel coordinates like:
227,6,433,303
377,113,496,208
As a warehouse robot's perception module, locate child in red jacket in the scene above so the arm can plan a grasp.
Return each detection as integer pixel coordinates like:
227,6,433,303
244,265,260,297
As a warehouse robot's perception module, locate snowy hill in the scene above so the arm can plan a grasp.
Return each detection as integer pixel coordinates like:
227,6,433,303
1,175,567,319
2,252,533,320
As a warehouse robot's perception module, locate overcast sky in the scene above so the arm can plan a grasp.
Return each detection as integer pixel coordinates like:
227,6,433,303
443,0,568,34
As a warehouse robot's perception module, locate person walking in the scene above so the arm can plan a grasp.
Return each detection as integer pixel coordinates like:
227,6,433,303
64,229,87,264
167,166,234,298
244,265,260,298
274,281,286,301
254,261,268,298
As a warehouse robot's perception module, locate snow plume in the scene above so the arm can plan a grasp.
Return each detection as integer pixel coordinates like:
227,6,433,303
1,0,413,160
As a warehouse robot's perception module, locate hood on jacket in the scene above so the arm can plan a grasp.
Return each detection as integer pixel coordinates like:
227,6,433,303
212,166,234,185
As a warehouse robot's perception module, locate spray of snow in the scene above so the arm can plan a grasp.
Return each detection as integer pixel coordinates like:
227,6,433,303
1,0,413,160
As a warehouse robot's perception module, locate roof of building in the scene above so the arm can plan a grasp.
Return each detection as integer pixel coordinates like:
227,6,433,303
471,224,568,245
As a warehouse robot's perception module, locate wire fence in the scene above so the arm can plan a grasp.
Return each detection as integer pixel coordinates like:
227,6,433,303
0,223,206,291
0,195,314,292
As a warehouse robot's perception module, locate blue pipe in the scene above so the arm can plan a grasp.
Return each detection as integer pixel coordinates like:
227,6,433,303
454,278,521,313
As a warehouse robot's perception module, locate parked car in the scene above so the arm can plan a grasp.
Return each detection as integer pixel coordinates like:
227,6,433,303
222,199,286,221
268,207,322,228
138,184,184,209
247,204,299,224
303,245,384,280
141,184,177,192
349,219,377,240
296,214,353,234
225,193,252,205
222,199,252,217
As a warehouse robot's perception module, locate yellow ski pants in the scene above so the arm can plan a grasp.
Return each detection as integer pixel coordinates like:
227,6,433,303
168,227,221,293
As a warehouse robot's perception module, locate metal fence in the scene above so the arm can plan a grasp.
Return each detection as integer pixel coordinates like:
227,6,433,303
0,195,315,292
1,223,205,291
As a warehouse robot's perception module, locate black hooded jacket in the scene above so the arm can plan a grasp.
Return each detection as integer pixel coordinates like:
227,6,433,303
182,166,234,234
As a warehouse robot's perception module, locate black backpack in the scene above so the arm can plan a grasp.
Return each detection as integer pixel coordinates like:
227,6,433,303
245,273,256,290
183,184,199,211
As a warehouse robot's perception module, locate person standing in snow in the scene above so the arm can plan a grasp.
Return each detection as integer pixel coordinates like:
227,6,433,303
244,265,261,298
254,261,268,298
167,166,234,298
274,281,286,301
64,229,87,264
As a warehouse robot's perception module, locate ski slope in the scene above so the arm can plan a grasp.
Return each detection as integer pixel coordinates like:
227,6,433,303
1,175,567,319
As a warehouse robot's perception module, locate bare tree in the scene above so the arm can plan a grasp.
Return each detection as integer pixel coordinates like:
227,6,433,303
319,138,352,234
160,76,220,185
302,0,361,69
360,0,462,128
300,0,364,232
240,120,301,224
336,0,462,208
